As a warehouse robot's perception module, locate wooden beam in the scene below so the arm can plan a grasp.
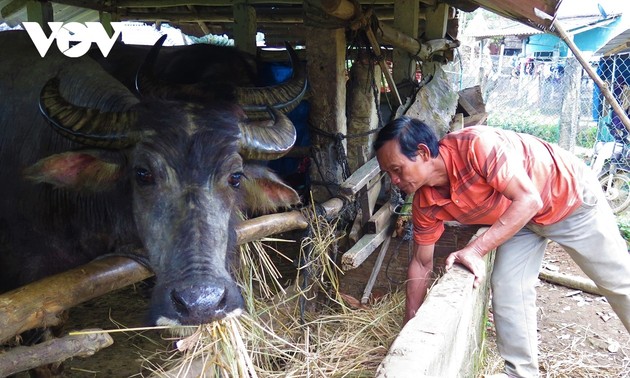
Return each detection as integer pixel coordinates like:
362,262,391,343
232,1,257,55
1,0,27,18
99,11,120,37
26,0,53,26
187,5,210,35
121,10,303,24
361,233,392,304
539,269,602,296
115,0,406,7
320,0,357,19
366,204,393,234
393,0,419,83
604,41,630,57
425,2,449,40
340,157,381,198
341,215,394,270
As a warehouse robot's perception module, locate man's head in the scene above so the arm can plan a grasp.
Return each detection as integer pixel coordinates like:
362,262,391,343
373,117,440,194
373,117,439,159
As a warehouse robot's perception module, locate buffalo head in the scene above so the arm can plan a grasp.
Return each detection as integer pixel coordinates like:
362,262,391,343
26,74,301,325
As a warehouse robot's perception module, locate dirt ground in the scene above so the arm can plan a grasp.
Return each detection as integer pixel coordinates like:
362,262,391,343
483,241,630,377
9,241,630,377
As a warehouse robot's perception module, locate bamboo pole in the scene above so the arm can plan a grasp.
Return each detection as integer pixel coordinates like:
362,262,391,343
539,269,602,296
0,329,113,377
536,9,630,134
0,258,152,345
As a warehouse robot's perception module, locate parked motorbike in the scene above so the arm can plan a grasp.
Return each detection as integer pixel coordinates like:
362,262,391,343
591,141,630,214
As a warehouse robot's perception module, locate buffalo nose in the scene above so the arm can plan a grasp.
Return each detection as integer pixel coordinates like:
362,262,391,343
170,285,228,319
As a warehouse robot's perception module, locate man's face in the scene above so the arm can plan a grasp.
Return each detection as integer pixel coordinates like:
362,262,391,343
376,139,431,195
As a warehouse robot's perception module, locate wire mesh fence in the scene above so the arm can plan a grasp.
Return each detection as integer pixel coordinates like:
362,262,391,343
443,49,630,214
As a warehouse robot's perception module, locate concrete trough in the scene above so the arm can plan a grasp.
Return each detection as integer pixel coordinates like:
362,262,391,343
377,227,494,378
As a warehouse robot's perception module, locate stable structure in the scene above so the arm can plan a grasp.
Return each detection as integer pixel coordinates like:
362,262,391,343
0,0,573,376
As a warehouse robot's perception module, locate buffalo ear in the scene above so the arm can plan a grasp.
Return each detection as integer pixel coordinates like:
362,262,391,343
24,151,124,192
241,165,300,213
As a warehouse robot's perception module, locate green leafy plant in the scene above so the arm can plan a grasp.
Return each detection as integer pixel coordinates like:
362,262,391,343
486,112,597,148
618,218,630,244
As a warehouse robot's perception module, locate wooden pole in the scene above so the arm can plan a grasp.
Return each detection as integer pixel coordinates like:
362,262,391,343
0,330,113,377
547,15,630,134
539,269,602,296
0,258,152,344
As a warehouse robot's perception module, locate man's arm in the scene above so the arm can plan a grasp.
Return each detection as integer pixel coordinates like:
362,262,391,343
405,242,435,324
445,168,543,286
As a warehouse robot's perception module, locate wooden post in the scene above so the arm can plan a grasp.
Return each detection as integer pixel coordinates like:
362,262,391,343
425,3,449,40
26,0,53,33
421,2,449,77
558,56,581,152
306,26,348,202
346,59,382,173
233,1,257,55
392,0,418,85
99,11,120,38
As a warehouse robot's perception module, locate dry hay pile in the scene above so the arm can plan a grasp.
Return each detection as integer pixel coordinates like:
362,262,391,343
144,213,404,377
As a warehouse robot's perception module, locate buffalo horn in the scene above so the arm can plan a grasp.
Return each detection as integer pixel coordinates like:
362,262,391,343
136,38,307,119
239,107,297,160
39,78,140,149
236,42,308,118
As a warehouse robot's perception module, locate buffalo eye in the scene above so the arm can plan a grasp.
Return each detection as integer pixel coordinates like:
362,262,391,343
135,167,155,186
228,172,245,189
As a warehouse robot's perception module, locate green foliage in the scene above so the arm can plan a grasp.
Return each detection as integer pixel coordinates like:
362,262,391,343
487,112,559,143
576,126,598,149
486,112,597,148
618,218,630,243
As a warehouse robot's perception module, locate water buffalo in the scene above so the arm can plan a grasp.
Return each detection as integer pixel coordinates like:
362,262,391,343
0,30,304,326
92,35,306,119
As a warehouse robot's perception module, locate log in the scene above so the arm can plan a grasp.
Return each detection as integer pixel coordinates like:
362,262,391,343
539,269,602,296
0,257,151,345
0,329,113,377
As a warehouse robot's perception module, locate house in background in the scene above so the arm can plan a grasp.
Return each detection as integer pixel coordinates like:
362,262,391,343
463,0,629,76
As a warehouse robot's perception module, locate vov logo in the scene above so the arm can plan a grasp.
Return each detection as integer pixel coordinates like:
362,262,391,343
23,22,124,58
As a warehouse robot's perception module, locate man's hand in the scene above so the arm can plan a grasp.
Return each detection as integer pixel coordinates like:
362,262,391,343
444,248,486,288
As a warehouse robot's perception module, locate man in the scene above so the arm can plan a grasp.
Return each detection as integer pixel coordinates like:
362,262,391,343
374,116,630,378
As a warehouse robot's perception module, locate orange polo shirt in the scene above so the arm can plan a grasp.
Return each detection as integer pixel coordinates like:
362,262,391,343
412,126,583,245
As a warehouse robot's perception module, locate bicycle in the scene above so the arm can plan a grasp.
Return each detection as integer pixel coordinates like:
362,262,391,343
592,141,630,214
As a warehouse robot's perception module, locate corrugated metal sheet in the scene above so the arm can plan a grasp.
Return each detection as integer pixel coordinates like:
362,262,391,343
596,28,630,56
465,14,620,38
460,0,562,30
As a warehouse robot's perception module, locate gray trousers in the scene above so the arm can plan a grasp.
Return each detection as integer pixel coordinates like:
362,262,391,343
491,164,630,377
